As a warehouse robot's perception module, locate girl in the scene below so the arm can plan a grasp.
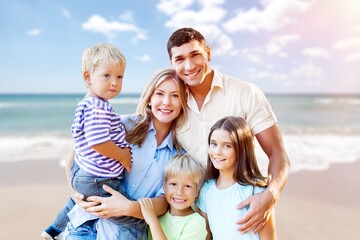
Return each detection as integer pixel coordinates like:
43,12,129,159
64,67,188,239
197,116,276,240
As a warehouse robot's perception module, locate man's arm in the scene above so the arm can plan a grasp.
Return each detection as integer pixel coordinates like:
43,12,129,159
80,185,169,219
237,124,290,233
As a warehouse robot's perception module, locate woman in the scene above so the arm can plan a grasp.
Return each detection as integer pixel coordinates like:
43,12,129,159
66,68,187,239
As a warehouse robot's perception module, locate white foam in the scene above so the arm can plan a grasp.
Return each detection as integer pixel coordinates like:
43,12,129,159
1,134,360,175
0,135,73,163
255,134,360,174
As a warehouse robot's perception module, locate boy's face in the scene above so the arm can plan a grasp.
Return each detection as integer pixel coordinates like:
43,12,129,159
84,60,125,101
164,175,198,216
170,40,211,88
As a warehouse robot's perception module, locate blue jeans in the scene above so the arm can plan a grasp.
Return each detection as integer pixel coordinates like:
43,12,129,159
65,219,97,240
71,161,125,199
65,218,147,240
51,161,145,239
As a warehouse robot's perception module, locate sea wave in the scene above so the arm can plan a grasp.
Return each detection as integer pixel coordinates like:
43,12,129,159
314,97,360,105
1,133,359,175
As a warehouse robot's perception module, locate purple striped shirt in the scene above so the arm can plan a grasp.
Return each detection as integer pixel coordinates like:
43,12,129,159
71,96,131,177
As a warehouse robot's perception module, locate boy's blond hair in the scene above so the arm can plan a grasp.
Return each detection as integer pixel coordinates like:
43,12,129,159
164,153,205,191
81,43,126,74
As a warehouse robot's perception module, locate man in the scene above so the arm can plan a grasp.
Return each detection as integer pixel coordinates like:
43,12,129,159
167,27,290,233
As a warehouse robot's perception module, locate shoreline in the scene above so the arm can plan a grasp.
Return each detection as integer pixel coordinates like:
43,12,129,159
1,159,360,239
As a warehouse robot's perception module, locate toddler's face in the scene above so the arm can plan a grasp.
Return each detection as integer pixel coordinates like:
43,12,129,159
85,60,125,100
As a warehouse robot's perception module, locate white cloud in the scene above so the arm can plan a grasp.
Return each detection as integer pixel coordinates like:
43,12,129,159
120,10,134,22
352,26,360,34
266,34,300,56
291,64,323,78
248,67,287,80
157,0,232,56
199,25,233,56
82,15,146,40
302,47,331,60
241,48,265,65
157,0,194,16
333,37,360,50
345,51,360,62
61,6,71,19
163,5,226,28
136,54,151,62
132,32,147,43
27,28,42,36
224,0,310,33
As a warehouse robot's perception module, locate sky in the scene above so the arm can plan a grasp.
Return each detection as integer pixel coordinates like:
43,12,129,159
0,0,360,94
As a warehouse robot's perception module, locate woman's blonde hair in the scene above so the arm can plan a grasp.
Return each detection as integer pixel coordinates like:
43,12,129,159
126,68,187,151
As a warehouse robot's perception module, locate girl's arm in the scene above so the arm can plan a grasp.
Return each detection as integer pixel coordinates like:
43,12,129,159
91,140,132,172
198,209,212,240
139,198,167,240
259,209,277,240
82,185,169,219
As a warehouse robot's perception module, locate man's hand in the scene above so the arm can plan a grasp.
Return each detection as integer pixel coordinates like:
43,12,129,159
236,188,277,233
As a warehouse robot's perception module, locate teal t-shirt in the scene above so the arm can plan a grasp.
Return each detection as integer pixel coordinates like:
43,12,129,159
197,179,264,240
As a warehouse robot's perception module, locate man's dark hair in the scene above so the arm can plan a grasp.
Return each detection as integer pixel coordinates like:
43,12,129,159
167,27,208,59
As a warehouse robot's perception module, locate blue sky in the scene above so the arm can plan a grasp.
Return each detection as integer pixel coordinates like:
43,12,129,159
1,0,359,94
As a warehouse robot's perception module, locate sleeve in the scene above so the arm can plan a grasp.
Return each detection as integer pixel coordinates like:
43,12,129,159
244,84,277,135
83,103,112,147
179,214,207,240
196,181,209,213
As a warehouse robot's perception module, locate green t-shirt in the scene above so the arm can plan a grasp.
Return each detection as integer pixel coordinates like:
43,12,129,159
148,210,207,240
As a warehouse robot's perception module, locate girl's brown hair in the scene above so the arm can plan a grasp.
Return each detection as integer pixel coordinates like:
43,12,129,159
207,116,269,187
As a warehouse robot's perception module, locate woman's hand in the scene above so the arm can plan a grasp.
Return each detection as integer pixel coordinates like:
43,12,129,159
80,185,132,218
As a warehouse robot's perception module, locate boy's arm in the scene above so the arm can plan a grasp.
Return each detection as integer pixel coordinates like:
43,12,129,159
237,124,290,233
91,140,132,172
139,198,167,240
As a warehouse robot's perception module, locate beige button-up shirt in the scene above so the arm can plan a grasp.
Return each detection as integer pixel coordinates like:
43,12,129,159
176,68,277,166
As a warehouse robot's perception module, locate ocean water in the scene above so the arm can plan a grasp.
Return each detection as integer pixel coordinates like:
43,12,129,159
1,93,359,173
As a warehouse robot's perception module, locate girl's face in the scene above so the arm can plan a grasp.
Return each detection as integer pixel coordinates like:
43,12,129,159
85,60,124,101
149,79,182,127
208,129,236,174
164,175,198,216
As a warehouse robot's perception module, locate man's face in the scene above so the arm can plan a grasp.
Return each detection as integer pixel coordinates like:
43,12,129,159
170,40,211,88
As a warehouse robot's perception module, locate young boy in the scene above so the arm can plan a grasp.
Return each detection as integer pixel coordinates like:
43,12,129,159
41,43,132,240
139,153,207,240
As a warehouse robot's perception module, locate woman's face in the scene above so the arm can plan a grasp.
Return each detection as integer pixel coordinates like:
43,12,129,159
149,78,182,127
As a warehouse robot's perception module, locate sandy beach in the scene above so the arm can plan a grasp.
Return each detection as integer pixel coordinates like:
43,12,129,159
1,158,360,240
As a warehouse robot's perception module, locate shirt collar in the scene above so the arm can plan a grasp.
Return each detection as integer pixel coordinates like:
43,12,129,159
185,67,223,101
148,121,174,153
210,67,223,91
